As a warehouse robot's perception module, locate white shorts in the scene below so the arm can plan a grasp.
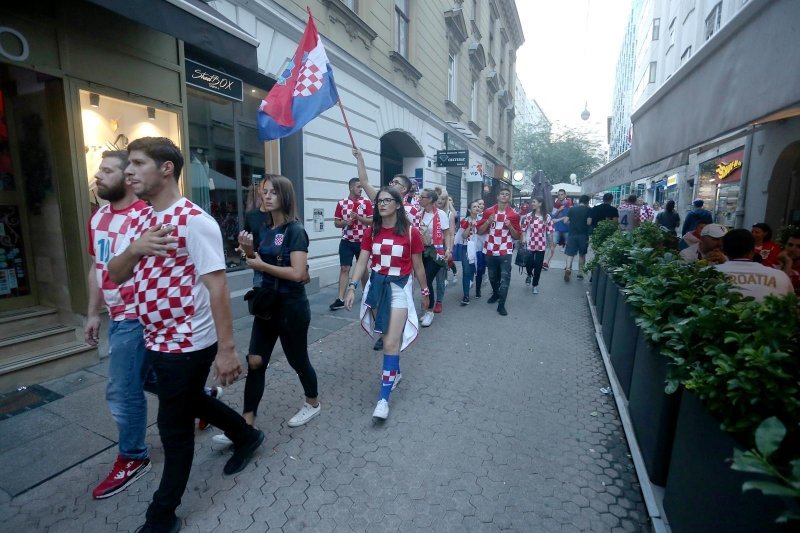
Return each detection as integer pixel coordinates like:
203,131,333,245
390,282,407,309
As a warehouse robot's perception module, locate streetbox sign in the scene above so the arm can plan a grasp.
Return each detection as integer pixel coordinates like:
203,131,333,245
185,59,243,101
435,149,469,167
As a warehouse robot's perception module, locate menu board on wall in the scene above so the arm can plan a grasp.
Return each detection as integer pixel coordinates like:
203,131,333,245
0,205,31,298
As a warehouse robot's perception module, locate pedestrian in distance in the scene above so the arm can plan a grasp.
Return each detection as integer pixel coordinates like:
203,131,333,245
458,199,484,304
681,198,713,238
545,201,570,268
588,192,619,230
655,200,680,235
417,188,452,327
330,177,373,311
520,197,553,294
618,194,642,232
750,222,781,267
433,186,456,313
221,174,320,444
108,137,263,533
85,150,153,500
563,195,592,281
776,229,800,295
477,185,521,316
343,187,429,421
354,147,420,227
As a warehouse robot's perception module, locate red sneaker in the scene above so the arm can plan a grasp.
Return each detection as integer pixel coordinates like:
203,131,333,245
92,455,151,499
433,301,443,313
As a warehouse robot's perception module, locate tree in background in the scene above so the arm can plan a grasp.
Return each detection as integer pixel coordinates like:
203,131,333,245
514,122,605,184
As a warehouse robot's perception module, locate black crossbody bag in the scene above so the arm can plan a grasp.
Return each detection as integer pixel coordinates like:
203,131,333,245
244,223,291,321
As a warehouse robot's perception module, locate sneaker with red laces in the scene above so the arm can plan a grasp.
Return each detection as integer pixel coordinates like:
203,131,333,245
433,301,443,313
93,455,151,499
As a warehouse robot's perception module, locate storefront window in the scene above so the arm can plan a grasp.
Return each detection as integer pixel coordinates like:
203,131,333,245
80,90,181,213
698,148,744,227
187,82,268,270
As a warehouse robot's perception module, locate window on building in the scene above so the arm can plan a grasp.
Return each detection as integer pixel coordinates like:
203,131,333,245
343,0,357,12
648,61,657,83
471,79,478,121
487,100,493,136
395,0,410,58
652,18,660,40
680,45,692,65
668,18,676,47
705,2,722,40
447,52,457,102
472,0,478,21
489,16,495,55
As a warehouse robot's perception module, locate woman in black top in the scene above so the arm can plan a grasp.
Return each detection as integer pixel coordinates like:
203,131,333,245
655,200,681,235
221,175,319,442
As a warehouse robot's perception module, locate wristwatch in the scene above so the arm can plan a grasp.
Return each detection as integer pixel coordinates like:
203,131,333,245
348,280,359,290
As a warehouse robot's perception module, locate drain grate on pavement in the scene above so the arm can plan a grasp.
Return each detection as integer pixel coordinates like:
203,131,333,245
0,385,63,420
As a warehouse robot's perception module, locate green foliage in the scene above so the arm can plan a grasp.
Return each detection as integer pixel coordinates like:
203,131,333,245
732,418,800,523
513,122,605,184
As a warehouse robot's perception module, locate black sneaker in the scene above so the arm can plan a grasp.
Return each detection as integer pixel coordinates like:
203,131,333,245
460,296,469,306
373,338,383,351
329,298,345,311
224,428,264,475
497,304,508,316
486,294,499,304
135,516,181,533
577,272,584,280
525,275,532,284
474,291,481,299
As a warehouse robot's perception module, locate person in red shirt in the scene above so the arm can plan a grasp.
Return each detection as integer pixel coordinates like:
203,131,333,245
477,185,521,316
751,223,781,267
344,187,428,421
353,147,420,227
777,232,800,296
330,178,373,311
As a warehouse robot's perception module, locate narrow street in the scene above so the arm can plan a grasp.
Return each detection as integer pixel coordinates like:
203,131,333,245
1,259,648,532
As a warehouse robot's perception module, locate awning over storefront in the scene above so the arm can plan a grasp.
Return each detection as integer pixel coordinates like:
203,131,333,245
581,151,631,194
629,0,800,171
85,0,259,71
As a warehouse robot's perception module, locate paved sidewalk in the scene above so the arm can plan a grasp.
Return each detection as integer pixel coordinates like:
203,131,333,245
0,257,649,532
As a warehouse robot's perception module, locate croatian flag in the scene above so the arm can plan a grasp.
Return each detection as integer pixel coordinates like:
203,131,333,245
257,13,339,141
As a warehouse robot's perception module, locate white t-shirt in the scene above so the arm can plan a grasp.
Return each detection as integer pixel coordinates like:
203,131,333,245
715,260,793,301
116,198,225,353
420,208,450,231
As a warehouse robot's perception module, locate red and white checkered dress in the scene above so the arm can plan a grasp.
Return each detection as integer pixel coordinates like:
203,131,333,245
478,206,520,256
522,213,554,252
117,199,225,353
361,226,424,276
88,200,147,320
334,197,373,243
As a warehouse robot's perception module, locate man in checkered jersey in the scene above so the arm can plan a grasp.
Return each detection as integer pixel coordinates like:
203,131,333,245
477,185,521,315
353,147,420,227
85,150,152,500
329,177,373,311
108,137,263,533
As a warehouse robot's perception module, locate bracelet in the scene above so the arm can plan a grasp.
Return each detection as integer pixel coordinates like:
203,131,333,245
348,280,359,290
420,287,430,296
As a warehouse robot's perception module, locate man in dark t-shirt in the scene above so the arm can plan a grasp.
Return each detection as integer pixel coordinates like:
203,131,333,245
563,195,592,281
588,192,619,229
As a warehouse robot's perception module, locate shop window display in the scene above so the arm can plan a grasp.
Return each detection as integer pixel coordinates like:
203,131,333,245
697,148,744,227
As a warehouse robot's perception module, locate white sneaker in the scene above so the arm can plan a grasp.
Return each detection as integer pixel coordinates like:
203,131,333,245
533,287,539,294
391,372,402,391
372,399,389,420
212,433,233,446
421,311,434,327
287,402,321,427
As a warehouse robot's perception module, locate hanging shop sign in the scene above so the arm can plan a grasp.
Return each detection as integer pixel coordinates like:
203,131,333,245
185,59,243,101
435,149,469,167
465,163,483,182
666,173,678,187
716,158,742,181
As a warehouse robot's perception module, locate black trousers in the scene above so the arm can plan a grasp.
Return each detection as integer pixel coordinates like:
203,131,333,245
146,344,250,525
245,294,317,415
422,255,442,310
486,254,512,304
524,250,546,287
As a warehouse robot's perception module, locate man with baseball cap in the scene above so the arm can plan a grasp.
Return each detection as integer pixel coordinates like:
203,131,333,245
679,223,728,264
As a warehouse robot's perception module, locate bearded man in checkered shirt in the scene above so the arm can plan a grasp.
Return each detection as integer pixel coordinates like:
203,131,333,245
330,177,373,311
108,137,263,533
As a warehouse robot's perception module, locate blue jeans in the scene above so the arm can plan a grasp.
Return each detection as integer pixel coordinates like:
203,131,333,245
107,319,150,460
461,254,475,298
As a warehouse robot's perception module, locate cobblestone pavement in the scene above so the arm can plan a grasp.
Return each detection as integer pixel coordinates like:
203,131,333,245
0,261,649,532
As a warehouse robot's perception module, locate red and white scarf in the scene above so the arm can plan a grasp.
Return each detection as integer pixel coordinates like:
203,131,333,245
423,209,445,260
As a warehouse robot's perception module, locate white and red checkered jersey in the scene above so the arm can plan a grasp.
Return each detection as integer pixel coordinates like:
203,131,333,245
334,196,373,242
640,203,654,222
478,206,520,256
522,213,554,252
116,198,225,353
618,202,641,232
88,200,147,321
404,201,421,228
361,226,424,276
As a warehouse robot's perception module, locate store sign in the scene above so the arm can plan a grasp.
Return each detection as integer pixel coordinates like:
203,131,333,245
465,163,483,182
435,149,469,167
666,174,678,187
185,59,243,101
716,158,742,180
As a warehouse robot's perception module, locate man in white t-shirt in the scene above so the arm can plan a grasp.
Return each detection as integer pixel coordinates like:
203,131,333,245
680,223,728,264
715,229,792,301
108,137,263,532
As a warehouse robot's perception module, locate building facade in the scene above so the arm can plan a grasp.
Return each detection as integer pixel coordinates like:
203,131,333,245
514,78,550,131
0,0,523,390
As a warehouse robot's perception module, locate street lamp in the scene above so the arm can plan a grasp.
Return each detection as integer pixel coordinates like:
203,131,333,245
581,101,590,121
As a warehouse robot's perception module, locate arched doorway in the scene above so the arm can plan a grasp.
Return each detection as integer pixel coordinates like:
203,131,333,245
765,141,800,230
380,130,424,188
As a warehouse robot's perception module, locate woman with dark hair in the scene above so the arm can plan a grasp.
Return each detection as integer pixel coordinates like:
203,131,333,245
458,199,483,305
417,188,451,327
214,175,319,446
655,200,680,235
751,222,781,266
521,197,553,294
344,187,428,421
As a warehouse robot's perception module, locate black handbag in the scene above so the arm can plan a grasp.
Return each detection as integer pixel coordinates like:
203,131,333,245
244,222,291,320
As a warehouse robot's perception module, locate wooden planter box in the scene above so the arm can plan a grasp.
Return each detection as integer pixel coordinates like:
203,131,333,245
627,335,681,486
595,268,608,319
608,292,637,398
663,392,790,532
601,278,619,346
